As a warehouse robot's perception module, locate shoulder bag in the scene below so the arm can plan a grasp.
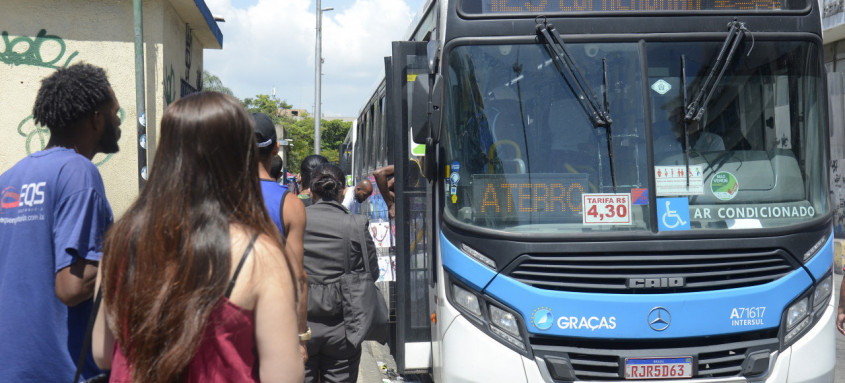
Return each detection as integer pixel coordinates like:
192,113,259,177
340,214,389,348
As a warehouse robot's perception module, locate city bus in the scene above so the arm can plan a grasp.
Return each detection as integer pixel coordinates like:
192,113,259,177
351,0,835,381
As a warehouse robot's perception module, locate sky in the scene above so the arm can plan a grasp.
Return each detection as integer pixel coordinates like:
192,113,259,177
203,0,427,118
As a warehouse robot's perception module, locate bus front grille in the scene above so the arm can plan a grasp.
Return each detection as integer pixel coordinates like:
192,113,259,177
505,248,798,293
530,330,779,380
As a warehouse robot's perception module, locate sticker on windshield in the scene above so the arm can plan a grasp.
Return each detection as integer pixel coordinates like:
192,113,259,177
651,79,672,95
631,188,649,205
710,171,739,201
657,198,690,231
655,165,704,196
582,193,631,225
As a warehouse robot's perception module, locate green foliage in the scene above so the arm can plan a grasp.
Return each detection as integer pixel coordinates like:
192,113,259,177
279,117,351,172
241,93,351,173
201,70,234,96
242,94,292,115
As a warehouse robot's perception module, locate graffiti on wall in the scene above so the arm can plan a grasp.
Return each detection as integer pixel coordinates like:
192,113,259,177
5,29,120,166
832,160,845,237
164,64,176,106
1,29,78,68
16,109,125,167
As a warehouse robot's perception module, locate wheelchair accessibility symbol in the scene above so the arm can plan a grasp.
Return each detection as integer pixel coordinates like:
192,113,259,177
657,198,690,231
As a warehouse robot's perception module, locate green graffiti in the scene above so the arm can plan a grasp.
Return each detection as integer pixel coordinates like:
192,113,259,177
164,65,176,106
17,107,126,167
1,29,78,68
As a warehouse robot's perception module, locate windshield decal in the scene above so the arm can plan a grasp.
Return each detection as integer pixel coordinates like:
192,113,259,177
651,79,672,95
582,193,632,225
658,198,691,231
632,188,649,205
710,171,739,201
655,165,704,196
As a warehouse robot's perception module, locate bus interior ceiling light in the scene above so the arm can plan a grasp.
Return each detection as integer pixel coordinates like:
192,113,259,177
461,243,497,270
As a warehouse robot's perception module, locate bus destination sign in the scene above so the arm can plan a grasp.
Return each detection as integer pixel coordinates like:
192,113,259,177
471,173,587,222
476,0,787,13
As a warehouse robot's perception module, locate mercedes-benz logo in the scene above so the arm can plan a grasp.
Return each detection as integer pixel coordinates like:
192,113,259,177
648,307,671,331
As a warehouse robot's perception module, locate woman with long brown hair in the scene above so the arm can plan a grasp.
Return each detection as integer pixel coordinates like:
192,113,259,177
90,92,303,382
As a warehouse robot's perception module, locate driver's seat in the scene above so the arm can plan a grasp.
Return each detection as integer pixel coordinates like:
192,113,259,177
486,99,527,174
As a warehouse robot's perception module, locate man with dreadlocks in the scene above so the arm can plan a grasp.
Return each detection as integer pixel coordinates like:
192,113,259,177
0,63,121,381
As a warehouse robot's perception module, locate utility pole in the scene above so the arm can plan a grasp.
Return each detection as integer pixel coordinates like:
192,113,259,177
314,1,332,155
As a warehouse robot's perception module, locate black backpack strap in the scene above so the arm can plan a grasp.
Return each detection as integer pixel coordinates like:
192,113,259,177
278,189,289,240
225,234,259,298
73,286,103,383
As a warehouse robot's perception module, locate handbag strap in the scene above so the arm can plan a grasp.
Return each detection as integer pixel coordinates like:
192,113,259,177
343,213,352,274
73,285,103,383
346,214,374,277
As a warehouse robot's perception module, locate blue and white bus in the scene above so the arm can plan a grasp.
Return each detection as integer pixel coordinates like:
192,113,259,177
350,0,835,381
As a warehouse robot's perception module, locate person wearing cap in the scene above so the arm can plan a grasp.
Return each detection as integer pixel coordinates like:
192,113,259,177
251,112,310,362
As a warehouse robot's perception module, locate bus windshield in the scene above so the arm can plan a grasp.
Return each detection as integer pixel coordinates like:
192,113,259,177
441,40,827,233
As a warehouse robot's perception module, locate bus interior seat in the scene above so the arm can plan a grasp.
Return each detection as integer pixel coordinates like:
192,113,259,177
486,99,528,173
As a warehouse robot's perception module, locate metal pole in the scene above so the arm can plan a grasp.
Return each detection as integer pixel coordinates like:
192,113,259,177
133,0,147,190
314,0,322,155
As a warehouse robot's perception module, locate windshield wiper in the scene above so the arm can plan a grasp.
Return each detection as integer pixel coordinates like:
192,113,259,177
536,21,617,190
685,19,749,122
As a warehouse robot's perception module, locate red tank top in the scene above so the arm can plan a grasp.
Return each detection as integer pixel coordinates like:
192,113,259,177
109,235,260,382
109,298,257,382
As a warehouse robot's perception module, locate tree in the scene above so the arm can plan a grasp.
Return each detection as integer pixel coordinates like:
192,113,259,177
201,70,234,96
240,93,350,173
243,94,292,115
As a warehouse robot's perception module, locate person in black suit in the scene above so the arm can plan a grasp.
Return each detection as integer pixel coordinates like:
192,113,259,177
302,164,378,383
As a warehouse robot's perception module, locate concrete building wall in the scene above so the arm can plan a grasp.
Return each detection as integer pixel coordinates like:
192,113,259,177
825,0,845,236
0,0,220,218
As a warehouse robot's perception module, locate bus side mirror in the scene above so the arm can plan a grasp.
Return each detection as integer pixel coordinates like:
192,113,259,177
410,74,443,144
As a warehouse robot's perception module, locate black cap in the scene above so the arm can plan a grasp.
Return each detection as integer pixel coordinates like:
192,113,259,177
251,112,277,148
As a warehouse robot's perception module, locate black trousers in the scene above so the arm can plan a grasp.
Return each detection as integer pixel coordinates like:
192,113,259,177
304,316,362,383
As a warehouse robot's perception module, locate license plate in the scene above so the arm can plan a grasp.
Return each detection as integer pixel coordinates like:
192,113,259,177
625,357,693,379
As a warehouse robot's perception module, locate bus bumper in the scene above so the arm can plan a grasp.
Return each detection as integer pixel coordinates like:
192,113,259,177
440,314,531,383
440,297,835,383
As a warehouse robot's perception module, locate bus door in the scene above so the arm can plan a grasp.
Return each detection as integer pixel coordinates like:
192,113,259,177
386,41,435,374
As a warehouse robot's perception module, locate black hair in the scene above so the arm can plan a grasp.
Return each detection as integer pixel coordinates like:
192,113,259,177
300,154,329,190
32,63,112,135
269,156,283,180
311,163,345,202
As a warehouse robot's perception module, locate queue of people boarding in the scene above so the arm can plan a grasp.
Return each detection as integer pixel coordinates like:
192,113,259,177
0,63,384,383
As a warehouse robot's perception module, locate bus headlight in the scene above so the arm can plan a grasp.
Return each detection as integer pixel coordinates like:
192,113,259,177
782,270,832,348
447,275,530,356
812,274,832,314
488,303,526,351
453,284,482,317
785,297,808,330
489,304,520,336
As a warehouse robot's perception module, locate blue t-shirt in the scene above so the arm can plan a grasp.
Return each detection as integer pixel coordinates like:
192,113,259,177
0,148,112,381
261,180,288,237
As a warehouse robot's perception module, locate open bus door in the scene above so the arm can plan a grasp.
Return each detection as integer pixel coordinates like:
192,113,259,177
385,40,436,375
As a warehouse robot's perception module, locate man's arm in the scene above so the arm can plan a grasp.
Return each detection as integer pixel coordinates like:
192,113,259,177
373,165,395,219
282,193,309,361
55,258,98,307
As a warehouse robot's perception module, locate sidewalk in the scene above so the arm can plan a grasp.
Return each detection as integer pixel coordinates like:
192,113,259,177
357,341,400,383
